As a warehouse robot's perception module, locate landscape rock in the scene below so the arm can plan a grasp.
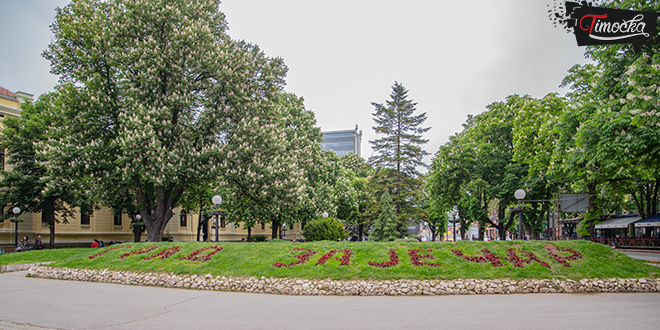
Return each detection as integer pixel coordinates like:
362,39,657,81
25,266,660,296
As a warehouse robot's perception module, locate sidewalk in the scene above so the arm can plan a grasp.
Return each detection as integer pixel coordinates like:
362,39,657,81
1,270,660,330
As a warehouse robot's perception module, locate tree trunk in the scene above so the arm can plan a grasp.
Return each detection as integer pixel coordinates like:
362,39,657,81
196,204,205,242
247,226,252,241
136,185,182,242
43,201,56,249
271,217,280,239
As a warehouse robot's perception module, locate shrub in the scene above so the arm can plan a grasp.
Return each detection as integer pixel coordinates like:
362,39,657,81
302,217,347,242
252,235,267,242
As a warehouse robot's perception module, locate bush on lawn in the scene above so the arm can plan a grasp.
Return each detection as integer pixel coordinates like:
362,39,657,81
302,217,347,242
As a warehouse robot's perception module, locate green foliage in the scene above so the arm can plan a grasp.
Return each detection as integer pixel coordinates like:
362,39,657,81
369,82,429,235
0,94,79,247
252,235,267,242
372,191,399,241
302,217,347,242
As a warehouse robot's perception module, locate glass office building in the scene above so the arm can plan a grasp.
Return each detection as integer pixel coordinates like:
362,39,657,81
321,125,363,157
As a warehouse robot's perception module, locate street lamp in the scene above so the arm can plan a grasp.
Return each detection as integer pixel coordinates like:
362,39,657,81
515,189,526,240
451,209,458,242
134,214,143,242
210,195,226,242
322,212,328,218
282,223,287,239
10,207,21,247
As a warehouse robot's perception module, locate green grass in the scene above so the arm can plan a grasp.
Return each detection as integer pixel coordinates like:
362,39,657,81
1,240,657,280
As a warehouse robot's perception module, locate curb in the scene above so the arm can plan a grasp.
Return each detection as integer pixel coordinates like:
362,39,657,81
1,262,55,273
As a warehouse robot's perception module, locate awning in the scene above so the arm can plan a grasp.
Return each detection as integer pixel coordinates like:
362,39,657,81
635,215,660,228
595,215,642,229
559,217,582,224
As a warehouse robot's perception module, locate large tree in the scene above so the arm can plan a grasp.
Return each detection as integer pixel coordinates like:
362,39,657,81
369,82,429,234
220,93,322,239
429,95,533,241
0,94,79,248
42,0,287,241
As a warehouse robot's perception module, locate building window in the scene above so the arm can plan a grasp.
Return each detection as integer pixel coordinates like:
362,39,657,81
81,205,91,226
220,216,226,229
0,149,4,171
0,207,4,222
261,223,265,230
180,210,187,227
114,213,122,226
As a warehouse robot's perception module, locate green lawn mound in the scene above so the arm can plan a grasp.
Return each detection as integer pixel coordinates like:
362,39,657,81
1,240,657,280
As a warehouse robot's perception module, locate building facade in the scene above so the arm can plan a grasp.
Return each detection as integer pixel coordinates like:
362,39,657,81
321,125,363,157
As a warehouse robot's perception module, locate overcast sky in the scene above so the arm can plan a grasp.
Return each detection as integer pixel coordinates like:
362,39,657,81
0,0,591,165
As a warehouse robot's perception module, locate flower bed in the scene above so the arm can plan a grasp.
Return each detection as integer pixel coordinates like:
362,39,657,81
316,249,353,266
144,246,181,261
547,248,582,267
368,250,400,268
506,248,550,268
179,245,225,262
118,246,158,259
272,248,316,268
452,249,502,267
408,249,441,267
88,246,131,259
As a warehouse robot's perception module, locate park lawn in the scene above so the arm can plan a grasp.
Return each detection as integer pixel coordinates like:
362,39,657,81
0,240,657,280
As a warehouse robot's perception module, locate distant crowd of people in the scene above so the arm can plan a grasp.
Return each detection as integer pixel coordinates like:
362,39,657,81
14,235,45,252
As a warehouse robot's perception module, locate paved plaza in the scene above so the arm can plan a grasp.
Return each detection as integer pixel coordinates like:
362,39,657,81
1,270,659,330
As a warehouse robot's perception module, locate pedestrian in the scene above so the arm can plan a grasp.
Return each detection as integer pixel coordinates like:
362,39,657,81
34,235,44,250
91,239,100,248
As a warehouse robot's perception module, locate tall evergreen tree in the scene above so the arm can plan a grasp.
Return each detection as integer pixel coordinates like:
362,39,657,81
372,191,398,241
369,82,430,235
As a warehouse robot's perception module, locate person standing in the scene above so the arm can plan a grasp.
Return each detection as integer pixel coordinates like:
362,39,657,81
34,235,44,250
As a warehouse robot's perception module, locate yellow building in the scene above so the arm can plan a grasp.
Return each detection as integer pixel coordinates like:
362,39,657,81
0,86,302,247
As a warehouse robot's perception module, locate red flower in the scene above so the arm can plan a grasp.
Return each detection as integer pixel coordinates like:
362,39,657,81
118,246,158,259
144,246,181,261
88,246,131,259
368,250,399,268
272,248,316,268
547,247,581,267
408,249,441,267
452,249,502,267
316,249,353,266
506,248,550,269
179,246,226,262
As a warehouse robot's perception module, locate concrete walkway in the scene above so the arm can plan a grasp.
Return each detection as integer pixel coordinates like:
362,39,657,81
1,270,660,330
621,251,660,267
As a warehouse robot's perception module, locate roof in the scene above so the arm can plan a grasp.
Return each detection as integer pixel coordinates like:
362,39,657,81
635,214,660,228
595,214,642,229
0,86,16,99
559,217,583,224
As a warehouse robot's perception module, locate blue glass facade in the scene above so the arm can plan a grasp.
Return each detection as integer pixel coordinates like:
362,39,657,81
321,126,362,157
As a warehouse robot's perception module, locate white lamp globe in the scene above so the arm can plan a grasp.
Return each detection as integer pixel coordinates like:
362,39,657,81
212,195,222,206
514,189,526,200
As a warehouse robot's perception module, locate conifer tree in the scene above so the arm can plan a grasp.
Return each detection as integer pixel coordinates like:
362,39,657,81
369,82,430,234
373,191,398,241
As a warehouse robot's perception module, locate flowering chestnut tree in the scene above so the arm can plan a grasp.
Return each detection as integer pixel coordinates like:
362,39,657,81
42,0,287,241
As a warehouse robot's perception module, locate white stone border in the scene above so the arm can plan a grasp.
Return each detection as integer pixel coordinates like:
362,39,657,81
27,266,660,296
